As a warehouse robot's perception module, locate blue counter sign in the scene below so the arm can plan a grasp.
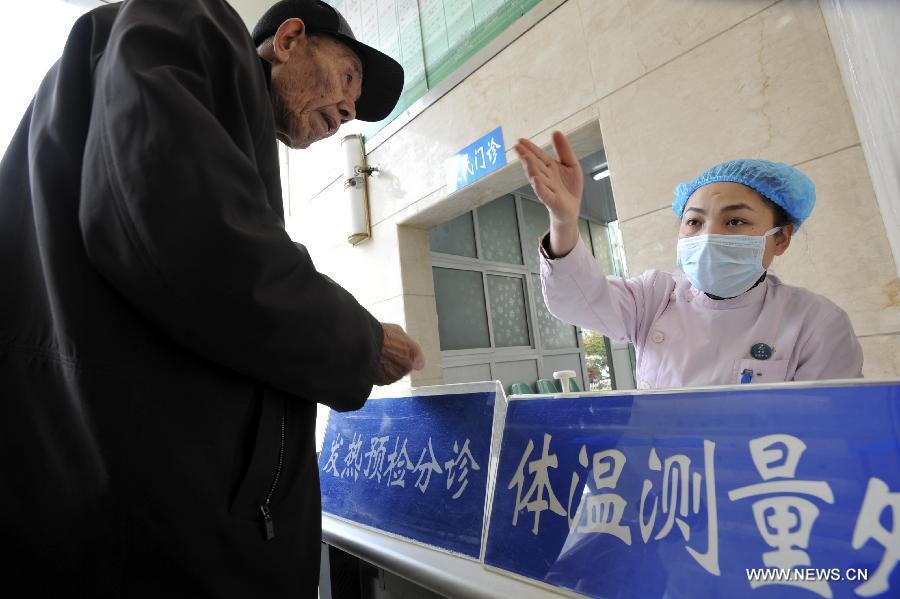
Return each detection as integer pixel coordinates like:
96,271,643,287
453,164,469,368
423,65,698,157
445,126,506,192
484,382,900,598
319,386,499,559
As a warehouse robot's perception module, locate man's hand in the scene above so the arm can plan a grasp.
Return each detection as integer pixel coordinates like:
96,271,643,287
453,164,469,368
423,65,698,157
514,131,584,257
375,323,425,385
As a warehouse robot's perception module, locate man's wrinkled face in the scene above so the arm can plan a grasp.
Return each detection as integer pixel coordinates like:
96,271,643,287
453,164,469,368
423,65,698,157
266,20,363,149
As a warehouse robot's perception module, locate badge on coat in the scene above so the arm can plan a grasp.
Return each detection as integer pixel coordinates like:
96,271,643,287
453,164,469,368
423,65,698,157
750,342,773,360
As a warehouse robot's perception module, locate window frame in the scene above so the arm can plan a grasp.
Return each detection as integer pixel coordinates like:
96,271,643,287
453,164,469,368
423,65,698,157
430,191,598,390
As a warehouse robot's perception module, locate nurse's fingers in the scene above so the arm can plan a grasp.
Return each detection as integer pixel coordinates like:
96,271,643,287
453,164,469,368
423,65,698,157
518,149,554,183
514,147,537,178
551,131,578,169
517,138,555,167
513,140,543,167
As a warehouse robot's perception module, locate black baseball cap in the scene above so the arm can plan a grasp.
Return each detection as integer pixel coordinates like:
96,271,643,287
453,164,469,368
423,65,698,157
252,0,404,121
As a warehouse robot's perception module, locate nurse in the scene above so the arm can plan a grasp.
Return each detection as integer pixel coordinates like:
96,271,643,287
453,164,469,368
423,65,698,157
515,131,863,389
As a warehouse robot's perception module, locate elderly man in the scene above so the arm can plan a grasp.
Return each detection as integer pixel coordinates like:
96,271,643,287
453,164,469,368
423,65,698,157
0,0,422,596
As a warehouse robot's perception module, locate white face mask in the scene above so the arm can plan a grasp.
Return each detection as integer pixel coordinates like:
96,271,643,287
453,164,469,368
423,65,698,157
676,227,782,298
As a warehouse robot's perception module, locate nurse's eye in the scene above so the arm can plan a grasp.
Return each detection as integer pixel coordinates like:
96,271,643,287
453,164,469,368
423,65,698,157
685,218,701,227
727,218,747,227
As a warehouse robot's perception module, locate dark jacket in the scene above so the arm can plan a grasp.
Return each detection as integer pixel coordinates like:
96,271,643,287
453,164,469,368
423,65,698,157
0,0,382,596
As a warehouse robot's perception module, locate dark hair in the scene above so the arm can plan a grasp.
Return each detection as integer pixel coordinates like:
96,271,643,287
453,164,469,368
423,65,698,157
762,197,793,228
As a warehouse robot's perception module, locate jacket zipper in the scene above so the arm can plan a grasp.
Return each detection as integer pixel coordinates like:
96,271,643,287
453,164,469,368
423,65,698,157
259,399,286,541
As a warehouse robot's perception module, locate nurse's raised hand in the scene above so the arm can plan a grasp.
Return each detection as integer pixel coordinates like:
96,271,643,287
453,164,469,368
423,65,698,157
514,131,583,257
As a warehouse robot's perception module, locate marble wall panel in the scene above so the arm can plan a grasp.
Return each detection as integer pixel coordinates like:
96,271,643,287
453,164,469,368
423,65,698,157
597,0,858,222
770,146,900,337
577,0,776,99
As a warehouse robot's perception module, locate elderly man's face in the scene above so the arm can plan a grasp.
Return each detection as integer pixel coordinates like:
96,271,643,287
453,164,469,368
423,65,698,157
265,20,363,149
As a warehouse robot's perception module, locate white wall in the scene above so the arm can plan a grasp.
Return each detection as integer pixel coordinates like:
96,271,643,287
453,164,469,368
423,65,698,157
226,0,272,29
820,0,900,280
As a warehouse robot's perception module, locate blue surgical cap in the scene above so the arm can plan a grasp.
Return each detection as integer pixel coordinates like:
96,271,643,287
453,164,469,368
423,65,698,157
672,159,816,230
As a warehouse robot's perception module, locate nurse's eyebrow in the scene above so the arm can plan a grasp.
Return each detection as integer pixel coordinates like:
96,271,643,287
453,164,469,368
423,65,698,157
721,203,756,212
685,203,756,216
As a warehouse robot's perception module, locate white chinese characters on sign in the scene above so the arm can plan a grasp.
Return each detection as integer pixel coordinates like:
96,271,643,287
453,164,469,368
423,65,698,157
447,129,505,189
445,439,482,499
509,435,719,575
343,432,364,481
485,137,502,165
385,437,415,488
567,447,631,545
852,477,900,597
414,437,443,494
641,440,720,575
323,434,344,478
363,435,390,482
323,431,480,500
508,433,567,535
728,435,835,598
327,424,897,597
505,432,896,596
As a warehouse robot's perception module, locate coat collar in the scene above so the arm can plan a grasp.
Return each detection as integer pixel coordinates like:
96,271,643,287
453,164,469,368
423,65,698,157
258,57,272,93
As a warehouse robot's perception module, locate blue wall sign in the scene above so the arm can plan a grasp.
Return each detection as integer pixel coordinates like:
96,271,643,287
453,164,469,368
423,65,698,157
319,389,497,558
445,126,507,192
484,382,900,598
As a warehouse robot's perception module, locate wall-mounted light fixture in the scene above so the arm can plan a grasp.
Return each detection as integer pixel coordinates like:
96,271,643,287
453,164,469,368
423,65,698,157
342,134,379,246
591,162,610,181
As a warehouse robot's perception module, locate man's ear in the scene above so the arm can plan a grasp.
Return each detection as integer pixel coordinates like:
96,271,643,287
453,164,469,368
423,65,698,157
272,18,307,63
773,223,794,257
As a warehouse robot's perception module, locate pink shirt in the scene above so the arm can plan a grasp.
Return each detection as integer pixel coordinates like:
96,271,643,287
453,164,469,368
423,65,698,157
540,238,863,389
